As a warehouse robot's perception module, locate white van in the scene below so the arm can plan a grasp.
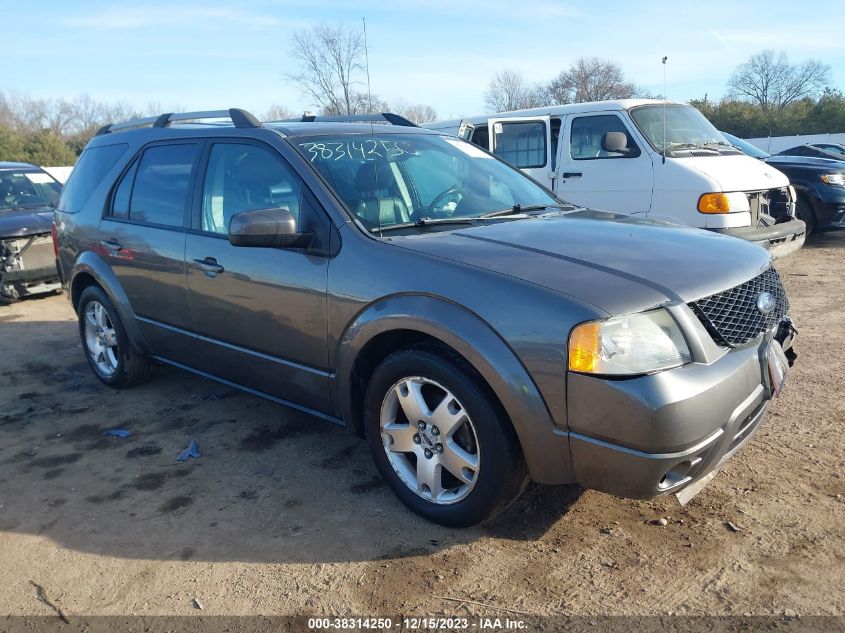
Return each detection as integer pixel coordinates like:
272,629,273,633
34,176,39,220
426,100,806,257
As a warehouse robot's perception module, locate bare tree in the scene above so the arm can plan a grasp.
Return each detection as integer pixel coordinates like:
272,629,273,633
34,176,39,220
388,99,438,124
287,23,367,115
546,57,641,104
728,50,830,110
484,70,547,112
263,104,296,121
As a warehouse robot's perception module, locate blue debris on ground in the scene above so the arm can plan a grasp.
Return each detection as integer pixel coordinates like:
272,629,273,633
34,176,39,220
177,439,201,462
102,429,131,438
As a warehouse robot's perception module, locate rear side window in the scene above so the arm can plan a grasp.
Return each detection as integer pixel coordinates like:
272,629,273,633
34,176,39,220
491,121,547,168
58,143,128,213
111,143,199,227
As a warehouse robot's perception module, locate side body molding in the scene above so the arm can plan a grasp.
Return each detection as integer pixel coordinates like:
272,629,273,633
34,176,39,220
332,294,575,485
69,250,148,353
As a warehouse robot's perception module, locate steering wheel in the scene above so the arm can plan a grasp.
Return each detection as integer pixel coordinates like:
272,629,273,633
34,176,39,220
427,186,465,215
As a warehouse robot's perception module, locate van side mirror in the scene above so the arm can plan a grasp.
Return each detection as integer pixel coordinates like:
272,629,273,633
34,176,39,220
228,208,312,249
601,131,640,157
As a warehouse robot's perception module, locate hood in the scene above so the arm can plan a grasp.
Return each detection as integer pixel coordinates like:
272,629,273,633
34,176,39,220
0,206,54,239
765,155,845,170
393,211,772,315
678,154,789,191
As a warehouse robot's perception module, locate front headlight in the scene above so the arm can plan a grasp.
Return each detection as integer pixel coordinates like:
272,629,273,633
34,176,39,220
568,309,692,375
820,173,845,187
697,192,751,214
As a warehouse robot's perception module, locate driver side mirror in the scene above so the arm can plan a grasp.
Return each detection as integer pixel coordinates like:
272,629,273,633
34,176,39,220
228,208,313,249
601,131,640,157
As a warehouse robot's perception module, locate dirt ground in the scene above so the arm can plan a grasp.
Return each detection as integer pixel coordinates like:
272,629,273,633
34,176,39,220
0,232,843,621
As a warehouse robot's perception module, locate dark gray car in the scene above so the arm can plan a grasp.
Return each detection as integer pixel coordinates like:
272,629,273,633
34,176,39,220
55,109,797,527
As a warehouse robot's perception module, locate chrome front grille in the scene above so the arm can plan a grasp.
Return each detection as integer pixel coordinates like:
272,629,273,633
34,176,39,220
690,267,790,347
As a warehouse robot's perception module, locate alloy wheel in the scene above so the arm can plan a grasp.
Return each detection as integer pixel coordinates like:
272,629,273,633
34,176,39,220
84,301,119,377
379,376,480,504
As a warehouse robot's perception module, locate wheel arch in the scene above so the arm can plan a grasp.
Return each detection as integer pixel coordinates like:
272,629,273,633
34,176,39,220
333,294,574,484
69,251,148,353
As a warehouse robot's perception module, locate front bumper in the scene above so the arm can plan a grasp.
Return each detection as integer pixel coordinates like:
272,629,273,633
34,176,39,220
712,217,806,259
0,234,61,300
566,327,794,499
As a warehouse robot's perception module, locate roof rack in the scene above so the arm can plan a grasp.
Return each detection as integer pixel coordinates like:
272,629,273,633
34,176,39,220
95,108,262,136
278,112,417,128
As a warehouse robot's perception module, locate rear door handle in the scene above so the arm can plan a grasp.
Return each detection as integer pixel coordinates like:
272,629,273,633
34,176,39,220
560,172,582,178
191,257,224,276
100,239,122,253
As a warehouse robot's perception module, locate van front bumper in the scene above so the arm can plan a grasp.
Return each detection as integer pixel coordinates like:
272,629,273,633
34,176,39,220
712,218,806,258
566,331,792,499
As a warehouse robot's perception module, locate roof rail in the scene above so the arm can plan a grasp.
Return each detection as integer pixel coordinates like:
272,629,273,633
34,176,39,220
95,108,262,136
278,112,418,128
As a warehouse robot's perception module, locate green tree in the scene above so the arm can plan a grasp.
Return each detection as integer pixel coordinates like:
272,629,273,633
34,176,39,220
0,125,27,162
22,130,77,166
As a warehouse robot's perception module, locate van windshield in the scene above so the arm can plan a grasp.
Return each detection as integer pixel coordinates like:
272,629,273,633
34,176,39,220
629,105,740,157
294,133,560,231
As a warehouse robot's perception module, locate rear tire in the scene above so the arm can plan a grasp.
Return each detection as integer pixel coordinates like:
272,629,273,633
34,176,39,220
77,285,152,388
796,197,817,236
364,348,527,527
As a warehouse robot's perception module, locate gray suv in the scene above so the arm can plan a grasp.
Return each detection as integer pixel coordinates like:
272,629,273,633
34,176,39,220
55,109,797,527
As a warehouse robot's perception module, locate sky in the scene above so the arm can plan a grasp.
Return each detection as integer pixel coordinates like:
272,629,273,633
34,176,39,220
5,0,844,121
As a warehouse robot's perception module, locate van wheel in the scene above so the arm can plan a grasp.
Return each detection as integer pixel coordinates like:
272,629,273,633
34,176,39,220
796,197,816,235
364,349,527,527
77,286,152,388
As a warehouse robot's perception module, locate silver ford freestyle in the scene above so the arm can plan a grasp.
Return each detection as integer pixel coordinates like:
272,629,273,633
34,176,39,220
54,109,797,527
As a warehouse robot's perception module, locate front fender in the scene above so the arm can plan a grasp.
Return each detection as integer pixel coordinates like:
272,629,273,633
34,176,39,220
333,293,575,485
70,250,148,353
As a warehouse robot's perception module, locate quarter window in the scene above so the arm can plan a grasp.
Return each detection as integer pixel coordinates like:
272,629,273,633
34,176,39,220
115,143,199,227
570,115,639,160
492,121,547,168
59,143,128,213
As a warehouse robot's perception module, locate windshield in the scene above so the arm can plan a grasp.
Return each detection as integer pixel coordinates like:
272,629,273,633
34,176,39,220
629,105,737,156
0,169,61,210
295,133,559,231
721,132,770,159
816,144,845,158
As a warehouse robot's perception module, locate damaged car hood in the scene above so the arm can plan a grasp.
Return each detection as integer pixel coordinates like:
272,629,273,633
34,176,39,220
0,206,54,238
392,210,773,315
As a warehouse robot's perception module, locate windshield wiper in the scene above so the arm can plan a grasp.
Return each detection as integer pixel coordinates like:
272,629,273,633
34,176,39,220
667,142,720,153
480,203,571,218
371,216,479,233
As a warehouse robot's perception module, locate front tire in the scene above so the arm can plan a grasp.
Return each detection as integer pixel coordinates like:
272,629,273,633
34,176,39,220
364,349,527,527
77,285,152,388
796,197,817,236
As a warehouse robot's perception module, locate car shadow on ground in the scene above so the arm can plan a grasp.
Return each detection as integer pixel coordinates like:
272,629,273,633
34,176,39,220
803,229,845,249
0,317,583,565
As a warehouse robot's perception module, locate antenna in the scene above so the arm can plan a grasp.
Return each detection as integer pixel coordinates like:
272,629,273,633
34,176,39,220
661,56,668,164
362,17,381,236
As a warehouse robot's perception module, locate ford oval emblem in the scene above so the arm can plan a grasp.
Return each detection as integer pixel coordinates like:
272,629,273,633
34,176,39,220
756,291,776,315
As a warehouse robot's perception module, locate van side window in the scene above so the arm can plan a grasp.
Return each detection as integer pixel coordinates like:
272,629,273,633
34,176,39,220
492,121,547,168
470,126,489,150
570,115,640,160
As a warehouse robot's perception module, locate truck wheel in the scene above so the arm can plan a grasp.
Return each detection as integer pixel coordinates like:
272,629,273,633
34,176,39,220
77,286,152,388
364,348,527,527
796,197,817,235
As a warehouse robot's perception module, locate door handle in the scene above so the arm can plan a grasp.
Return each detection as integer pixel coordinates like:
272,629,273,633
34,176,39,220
191,257,224,276
560,172,582,178
100,239,122,253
